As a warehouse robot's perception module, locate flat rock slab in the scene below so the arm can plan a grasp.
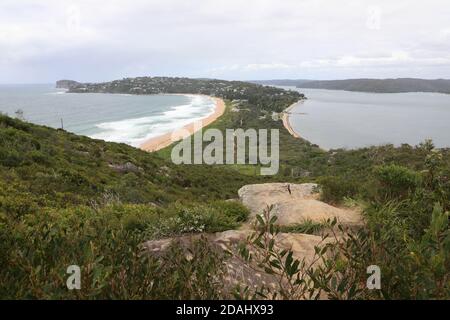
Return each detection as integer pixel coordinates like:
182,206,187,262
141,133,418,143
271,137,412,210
143,230,323,261
142,230,325,298
273,199,362,226
238,183,362,227
238,183,319,217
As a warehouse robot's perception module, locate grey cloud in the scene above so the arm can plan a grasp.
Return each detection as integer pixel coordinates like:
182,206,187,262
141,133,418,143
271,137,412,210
0,0,449,83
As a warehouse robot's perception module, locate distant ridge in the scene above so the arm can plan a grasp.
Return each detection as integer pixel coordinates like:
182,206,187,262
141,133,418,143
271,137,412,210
56,80,80,89
251,79,313,87
254,78,450,94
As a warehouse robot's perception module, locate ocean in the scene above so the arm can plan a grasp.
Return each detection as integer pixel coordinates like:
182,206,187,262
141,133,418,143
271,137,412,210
0,84,216,147
284,87,450,150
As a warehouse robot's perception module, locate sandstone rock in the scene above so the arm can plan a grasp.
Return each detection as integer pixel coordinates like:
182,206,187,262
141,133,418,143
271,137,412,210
276,233,325,263
238,183,319,217
142,229,326,298
273,199,362,226
238,183,362,227
141,182,363,299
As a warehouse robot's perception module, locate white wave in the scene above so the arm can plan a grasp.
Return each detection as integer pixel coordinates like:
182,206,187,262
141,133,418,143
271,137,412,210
89,94,217,147
45,91,67,95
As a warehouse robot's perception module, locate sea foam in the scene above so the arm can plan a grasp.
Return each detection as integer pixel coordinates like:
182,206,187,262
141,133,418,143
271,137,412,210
90,95,216,147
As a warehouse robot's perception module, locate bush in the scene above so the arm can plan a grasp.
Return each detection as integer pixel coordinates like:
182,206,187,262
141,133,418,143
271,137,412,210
240,204,449,300
210,200,250,223
165,201,249,235
0,204,226,299
318,176,359,204
374,164,421,200
27,150,50,165
0,194,39,218
0,148,23,167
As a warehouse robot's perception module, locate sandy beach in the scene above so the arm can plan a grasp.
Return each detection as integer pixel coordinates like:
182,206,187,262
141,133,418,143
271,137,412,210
140,96,226,152
282,102,301,138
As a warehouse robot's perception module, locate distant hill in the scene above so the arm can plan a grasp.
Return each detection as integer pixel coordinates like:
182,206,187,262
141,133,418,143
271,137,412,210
254,78,450,94
251,79,313,87
56,80,80,89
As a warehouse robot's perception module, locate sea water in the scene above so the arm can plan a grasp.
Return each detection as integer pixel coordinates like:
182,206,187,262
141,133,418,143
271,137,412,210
284,87,450,150
0,84,216,147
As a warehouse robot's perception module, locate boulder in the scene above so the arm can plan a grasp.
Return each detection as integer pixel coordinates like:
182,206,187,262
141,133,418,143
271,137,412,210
238,183,319,217
273,199,362,226
142,229,325,297
238,183,362,227
108,162,142,173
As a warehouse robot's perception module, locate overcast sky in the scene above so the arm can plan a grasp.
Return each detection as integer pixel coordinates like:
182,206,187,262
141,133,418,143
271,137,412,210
1,0,450,83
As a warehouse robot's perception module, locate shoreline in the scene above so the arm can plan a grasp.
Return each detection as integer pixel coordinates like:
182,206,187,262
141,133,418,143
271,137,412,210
140,96,225,152
282,101,301,138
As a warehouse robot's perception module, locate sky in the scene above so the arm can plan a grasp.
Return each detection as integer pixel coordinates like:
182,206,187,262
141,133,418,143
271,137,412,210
1,0,450,83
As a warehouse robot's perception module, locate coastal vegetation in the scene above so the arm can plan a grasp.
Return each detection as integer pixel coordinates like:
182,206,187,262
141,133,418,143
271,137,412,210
0,77,448,299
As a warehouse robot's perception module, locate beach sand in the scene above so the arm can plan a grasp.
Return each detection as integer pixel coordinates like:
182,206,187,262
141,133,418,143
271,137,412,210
282,102,301,138
140,96,226,152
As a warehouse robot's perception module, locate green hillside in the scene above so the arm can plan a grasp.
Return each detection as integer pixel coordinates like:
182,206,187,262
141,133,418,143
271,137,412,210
255,78,450,94
299,78,450,93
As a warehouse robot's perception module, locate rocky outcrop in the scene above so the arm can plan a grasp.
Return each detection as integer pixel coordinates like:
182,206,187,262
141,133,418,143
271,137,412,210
238,183,318,216
238,183,362,227
142,182,362,299
142,229,325,297
272,199,362,226
108,162,142,173
143,229,323,261
56,80,80,89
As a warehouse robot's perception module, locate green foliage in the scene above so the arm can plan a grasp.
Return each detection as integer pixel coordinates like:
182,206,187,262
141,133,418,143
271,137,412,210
147,237,227,299
236,147,449,300
164,200,249,235
238,206,323,300
406,204,449,298
373,164,421,200
211,200,250,224
278,220,331,235
240,201,449,300
318,176,359,204
0,203,226,299
0,114,255,211
0,193,39,218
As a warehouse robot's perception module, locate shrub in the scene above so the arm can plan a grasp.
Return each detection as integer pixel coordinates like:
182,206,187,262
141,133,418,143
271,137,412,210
373,164,421,200
210,200,250,223
147,237,226,299
0,204,226,299
164,201,249,235
239,204,449,300
27,150,50,165
318,176,359,204
0,148,23,167
0,194,39,218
